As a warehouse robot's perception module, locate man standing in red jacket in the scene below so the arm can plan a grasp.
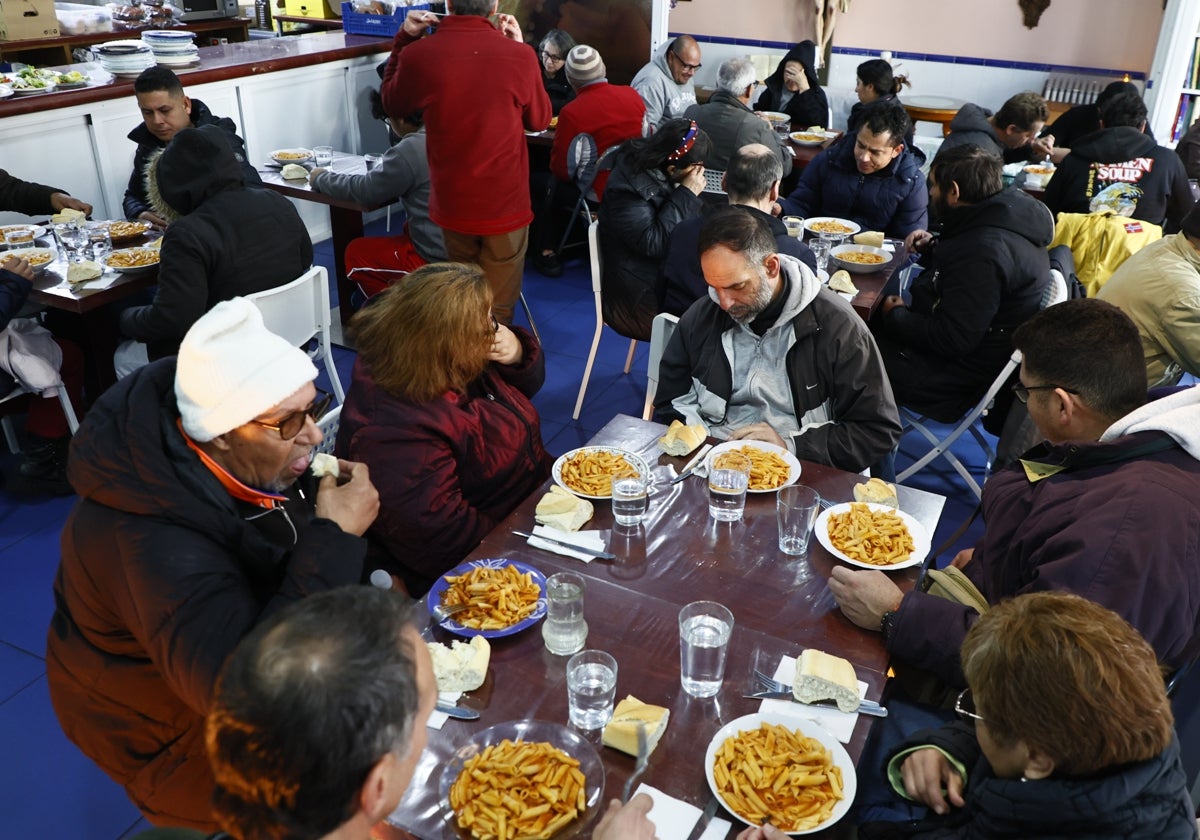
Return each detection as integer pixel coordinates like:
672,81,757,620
382,2,551,323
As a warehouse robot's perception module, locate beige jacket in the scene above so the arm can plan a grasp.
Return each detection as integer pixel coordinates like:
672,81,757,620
1098,232,1200,385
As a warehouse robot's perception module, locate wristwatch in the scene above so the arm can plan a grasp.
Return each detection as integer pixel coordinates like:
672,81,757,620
880,609,898,642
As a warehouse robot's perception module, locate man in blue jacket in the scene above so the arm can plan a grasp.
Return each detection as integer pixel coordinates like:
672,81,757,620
778,100,927,239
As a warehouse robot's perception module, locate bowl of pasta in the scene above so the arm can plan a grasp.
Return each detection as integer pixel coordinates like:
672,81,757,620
552,446,650,500
704,440,800,493
803,217,860,238
814,502,929,569
427,558,547,638
102,247,160,276
829,244,890,274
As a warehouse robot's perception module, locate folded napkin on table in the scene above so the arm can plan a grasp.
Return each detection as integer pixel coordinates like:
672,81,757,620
632,783,734,840
427,689,461,731
757,655,868,744
527,525,607,562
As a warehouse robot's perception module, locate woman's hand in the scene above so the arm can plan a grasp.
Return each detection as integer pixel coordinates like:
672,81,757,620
679,164,706,196
488,322,524,366
900,748,966,815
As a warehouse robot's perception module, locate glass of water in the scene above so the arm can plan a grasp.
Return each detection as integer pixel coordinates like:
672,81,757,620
679,601,734,698
566,649,617,729
313,145,334,167
53,222,88,263
542,572,587,655
4,228,35,250
777,485,820,556
364,153,382,172
809,237,831,274
708,451,750,521
611,474,649,527
84,222,112,262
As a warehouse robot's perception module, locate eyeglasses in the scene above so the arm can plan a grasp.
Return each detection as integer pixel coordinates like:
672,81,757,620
540,51,565,63
955,688,985,724
669,51,702,71
249,388,333,440
1011,381,1077,404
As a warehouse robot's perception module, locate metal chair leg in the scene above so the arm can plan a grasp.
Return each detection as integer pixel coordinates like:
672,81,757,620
519,293,541,344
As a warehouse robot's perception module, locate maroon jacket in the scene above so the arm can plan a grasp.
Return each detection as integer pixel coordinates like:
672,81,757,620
335,328,551,595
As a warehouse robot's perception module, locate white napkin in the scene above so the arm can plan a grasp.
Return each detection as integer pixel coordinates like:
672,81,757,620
633,783,703,840
757,655,867,744
882,242,895,253
426,689,461,730
528,525,607,563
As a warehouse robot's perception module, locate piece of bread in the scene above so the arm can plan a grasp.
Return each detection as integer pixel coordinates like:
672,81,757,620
853,477,898,508
310,452,339,478
535,486,593,531
828,270,857,294
602,695,669,756
51,208,87,225
658,419,707,456
427,636,490,693
281,163,309,180
66,260,102,284
793,649,860,713
853,230,885,248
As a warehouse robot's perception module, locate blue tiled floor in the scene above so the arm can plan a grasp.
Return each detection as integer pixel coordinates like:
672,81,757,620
0,230,987,836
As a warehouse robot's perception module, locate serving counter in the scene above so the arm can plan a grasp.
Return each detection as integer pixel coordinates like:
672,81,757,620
0,32,394,241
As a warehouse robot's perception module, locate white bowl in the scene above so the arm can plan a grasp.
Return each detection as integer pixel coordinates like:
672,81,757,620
829,244,892,274
270,148,314,165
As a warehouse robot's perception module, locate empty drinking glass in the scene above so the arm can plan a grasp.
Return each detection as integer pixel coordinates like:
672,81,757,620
679,601,734,698
777,485,821,556
708,451,750,521
566,649,617,729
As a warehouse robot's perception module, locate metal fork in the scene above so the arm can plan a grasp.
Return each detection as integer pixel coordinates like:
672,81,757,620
622,722,649,802
753,669,886,715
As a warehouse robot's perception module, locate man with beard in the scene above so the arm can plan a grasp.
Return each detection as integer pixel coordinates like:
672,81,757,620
872,144,1053,423
654,206,901,473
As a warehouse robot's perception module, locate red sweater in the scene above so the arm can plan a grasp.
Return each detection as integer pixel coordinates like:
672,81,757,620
551,80,646,200
382,16,551,235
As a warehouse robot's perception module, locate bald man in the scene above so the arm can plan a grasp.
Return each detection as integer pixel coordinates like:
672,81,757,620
631,35,701,128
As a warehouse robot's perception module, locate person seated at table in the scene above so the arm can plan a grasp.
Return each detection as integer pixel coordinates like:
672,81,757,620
537,28,576,115
48,298,378,829
935,91,1053,165
1098,200,1200,386
115,125,313,374
309,92,445,304
336,262,552,597
631,35,701,129
531,44,647,278
202,586,658,840
847,58,915,154
123,66,259,229
872,144,1052,423
829,299,1200,691
684,57,792,177
777,100,928,240
0,168,92,217
1043,91,1194,232
754,41,829,131
662,143,815,317
598,118,709,341
655,206,901,473
1040,80,1145,161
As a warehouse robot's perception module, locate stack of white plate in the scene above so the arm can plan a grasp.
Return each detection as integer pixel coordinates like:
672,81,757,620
141,30,199,68
95,40,157,77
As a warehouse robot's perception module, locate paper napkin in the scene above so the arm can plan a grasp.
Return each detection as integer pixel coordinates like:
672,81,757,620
633,783,703,840
527,525,607,562
757,655,868,744
426,689,461,731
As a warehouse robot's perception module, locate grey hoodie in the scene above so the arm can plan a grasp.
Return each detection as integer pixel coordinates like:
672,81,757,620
1101,386,1200,459
631,41,697,129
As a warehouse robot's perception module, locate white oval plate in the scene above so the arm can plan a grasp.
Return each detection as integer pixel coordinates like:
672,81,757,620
704,439,800,493
1,224,47,241
270,148,314,165
705,712,856,835
551,445,650,500
829,244,891,274
815,502,930,570
804,216,861,238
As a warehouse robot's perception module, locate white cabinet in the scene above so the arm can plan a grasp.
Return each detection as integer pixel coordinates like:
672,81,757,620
0,108,105,225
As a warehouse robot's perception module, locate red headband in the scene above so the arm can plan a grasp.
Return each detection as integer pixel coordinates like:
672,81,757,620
667,121,699,163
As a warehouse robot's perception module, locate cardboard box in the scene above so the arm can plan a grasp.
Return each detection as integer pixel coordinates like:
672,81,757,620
283,0,337,19
0,0,61,40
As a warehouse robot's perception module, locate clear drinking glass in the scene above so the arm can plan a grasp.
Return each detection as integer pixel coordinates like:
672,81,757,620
809,237,832,274
566,649,617,729
53,222,87,262
679,601,734,698
83,222,112,262
782,216,805,238
4,228,35,250
708,451,750,521
542,572,588,655
777,485,820,556
364,153,382,172
313,145,334,167
611,474,649,527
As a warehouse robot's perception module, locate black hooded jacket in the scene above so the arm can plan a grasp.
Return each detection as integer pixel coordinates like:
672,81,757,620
118,125,313,361
122,97,260,220
754,42,829,129
874,187,1053,422
1043,125,1194,231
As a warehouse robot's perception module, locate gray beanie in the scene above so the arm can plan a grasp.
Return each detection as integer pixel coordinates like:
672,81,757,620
566,45,605,87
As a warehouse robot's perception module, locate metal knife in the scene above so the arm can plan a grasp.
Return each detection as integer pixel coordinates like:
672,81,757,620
670,443,713,485
512,530,616,560
435,701,480,720
743,692,888,717
686,796,721,840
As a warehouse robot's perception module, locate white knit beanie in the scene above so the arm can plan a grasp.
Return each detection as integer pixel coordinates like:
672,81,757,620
174,297,318,442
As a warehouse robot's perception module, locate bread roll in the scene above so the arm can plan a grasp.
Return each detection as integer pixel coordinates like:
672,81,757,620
828,270,857,294
658,419,706,456
792,649,860,713
602,695,669,756
428,636,490,693
281,163,309,180
853,477,898,508
66,261,102,284
535,486,593,531
853,230,885,248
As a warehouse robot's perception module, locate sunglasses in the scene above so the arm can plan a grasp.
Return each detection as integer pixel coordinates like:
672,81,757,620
249,388,333,440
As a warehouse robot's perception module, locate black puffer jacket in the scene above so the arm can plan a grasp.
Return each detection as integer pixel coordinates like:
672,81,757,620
47,359,365,819
936,103,1033,165
875,187,1052,422
878,722,1198,839
0,168,63,215
1043,126,1195,231
122,97,260,220
118,125,313,361
598,152,704,340
754,42,828,129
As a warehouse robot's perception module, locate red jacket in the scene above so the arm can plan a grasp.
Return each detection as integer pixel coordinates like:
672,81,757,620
551,80,646,200
335,328,552,595
382,16,551,235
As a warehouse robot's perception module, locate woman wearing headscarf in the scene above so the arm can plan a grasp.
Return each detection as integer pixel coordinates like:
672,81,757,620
755,41,829,130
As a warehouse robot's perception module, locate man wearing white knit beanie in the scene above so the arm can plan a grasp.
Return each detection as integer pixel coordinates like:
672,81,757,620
47,297,380,829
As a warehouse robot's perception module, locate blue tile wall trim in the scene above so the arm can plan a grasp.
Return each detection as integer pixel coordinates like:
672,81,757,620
671,34,1146,81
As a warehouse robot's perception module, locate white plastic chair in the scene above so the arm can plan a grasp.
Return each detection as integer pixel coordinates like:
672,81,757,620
573,220,637,420
0,382,79,454
314,403,341,456
895,269,1068,500
642,312,679,420
246,265,345,404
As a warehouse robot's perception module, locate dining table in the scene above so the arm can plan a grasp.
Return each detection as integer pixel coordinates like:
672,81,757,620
257,151,390,329
380,414,945,840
